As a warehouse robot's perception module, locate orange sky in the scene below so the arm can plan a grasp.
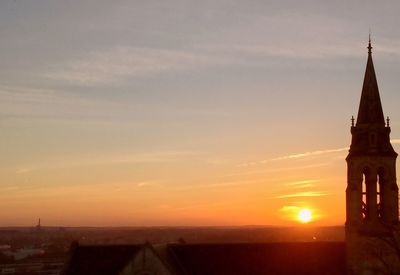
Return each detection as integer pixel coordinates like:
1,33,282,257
0,141,361,226
2,1,400,226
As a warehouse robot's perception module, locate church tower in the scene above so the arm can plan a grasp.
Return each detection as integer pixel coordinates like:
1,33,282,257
346,38,400,274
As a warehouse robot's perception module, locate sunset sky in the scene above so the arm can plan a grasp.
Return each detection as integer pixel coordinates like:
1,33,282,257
2,0,400,226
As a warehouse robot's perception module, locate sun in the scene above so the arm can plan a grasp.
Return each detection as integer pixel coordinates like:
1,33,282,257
298,209,312,223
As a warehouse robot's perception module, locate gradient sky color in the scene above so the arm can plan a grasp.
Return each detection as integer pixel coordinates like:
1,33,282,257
1,0,400,226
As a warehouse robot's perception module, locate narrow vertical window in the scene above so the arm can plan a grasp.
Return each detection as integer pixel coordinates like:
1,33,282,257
362,172,368,219
377,170,384,218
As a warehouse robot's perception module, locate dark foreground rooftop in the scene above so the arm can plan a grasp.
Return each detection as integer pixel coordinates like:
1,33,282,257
63,241,346,275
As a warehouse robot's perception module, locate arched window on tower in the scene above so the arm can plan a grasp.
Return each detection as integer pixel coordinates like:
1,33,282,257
361,169,369,220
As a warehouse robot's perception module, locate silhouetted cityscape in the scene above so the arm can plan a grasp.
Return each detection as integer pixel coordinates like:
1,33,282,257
0,224,344,274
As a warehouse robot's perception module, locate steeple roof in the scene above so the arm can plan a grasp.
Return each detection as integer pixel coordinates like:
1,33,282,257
356,38,385,126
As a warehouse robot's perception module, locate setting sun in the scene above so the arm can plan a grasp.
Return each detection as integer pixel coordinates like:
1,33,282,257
298,209,312,223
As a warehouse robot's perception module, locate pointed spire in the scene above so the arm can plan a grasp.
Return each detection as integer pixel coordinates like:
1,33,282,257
356,36,385,126
368,31,372,55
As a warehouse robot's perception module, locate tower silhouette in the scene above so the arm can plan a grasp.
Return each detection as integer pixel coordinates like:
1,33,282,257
346,38,400,274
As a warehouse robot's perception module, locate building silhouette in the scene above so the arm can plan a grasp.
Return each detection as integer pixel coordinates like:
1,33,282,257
346,38,400,274
36,218,41,231
62,40,400,275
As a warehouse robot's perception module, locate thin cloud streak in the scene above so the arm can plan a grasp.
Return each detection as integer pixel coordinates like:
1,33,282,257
174,179,263,191
286,180,317,186
229,163,330,178
44,46,233,86
280,206,300,212
0,84,128,121
269,147,348,161
237,147,348,167
136,180,162,188
274,191,328,199
200,42,363,60
15,151,202,173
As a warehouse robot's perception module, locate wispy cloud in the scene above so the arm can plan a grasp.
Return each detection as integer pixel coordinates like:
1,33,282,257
200,42,361,61
237,147,348,167
16,151,201,173
286,179,317,186
44,46,231,86
229,163,330,178
377,39,400,57
237,137,400,169
174,179,261,191
15,168,34,174
269,147,348,161
275,191,328,199
238,139,400,169
285,179,317,189
280,205,301,212
136,180,162,188
0,84,127,121
0,85,62,104
179,178,319,192
196,10,367,61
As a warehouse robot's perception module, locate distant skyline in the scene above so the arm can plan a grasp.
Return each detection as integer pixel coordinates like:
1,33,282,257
1,0,400,226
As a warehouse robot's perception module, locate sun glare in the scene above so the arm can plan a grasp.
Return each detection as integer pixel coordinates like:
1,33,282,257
298,209,312,223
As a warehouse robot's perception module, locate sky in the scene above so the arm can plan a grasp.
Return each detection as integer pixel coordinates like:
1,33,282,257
1,0,400,227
